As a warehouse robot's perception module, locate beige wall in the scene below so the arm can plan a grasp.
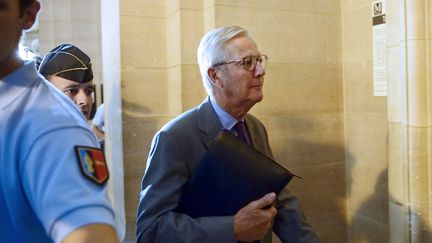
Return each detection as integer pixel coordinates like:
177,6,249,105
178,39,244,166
342,0,389,242
387,0,432,242
120,1,205,240
120,1,168,241
342,0,432,242
38,0,104,105
120,0,345,242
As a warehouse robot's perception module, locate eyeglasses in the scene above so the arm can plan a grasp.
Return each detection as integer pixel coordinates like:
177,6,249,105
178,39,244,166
213,55,268,71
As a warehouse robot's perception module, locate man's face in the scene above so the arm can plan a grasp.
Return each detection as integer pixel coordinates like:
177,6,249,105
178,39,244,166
0,0,39,78
215,36,265,108
0,0,24,76
49,75,95,119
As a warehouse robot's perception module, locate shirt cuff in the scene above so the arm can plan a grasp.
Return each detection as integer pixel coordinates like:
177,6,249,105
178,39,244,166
50,205,115,243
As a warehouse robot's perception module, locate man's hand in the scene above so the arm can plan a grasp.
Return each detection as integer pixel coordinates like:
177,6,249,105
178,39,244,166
234,192,278,242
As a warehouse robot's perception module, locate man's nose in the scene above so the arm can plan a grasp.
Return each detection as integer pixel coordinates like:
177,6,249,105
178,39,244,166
254,62,266,77
74,89,90,106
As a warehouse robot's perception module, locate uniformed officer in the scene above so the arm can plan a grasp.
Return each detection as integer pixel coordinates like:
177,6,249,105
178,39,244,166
39,44,95,119
0,0,119,242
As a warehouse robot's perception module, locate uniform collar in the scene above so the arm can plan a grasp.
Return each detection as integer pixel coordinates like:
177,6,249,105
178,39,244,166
0,61,39,110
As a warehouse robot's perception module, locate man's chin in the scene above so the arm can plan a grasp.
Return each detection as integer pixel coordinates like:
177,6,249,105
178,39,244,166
251,92,263,103
254,97,263,104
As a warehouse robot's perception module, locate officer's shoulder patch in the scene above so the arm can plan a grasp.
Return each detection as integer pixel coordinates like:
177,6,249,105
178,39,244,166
74,146,109,185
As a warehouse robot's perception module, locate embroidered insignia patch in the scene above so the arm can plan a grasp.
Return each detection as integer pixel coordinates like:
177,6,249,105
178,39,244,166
75,146,109,185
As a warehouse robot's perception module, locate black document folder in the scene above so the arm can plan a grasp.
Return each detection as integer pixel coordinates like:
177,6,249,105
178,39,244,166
175,129,298,218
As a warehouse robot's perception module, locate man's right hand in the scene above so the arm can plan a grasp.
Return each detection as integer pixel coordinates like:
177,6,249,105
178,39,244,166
234,192,278,242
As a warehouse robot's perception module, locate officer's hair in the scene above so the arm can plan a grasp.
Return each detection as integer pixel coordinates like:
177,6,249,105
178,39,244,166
197,26,250,96
19,0,34,16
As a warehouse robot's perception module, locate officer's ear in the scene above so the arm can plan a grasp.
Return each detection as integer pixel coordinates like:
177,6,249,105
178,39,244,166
207,67,223,89
21,1,40,30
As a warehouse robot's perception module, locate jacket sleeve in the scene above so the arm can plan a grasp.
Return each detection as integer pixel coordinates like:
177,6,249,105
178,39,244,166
273,187,320,243
136,131,236,243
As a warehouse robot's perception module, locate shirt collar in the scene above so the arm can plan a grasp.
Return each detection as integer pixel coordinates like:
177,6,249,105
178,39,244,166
209,96,239,130
0,61,38,109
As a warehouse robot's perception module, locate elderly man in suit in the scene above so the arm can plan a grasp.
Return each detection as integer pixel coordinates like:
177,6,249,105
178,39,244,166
136,26,319,243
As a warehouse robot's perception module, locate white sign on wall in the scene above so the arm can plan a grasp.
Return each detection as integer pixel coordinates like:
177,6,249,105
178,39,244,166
372,0,387,97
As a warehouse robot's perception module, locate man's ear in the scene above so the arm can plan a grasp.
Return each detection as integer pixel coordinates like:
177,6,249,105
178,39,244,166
207,67,223,89
22,1,41,30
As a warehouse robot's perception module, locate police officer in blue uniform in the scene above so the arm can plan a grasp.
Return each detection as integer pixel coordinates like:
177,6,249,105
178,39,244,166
0,1,119,242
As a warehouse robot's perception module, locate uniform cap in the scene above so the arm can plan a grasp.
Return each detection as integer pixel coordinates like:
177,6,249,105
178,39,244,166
38,44,93,83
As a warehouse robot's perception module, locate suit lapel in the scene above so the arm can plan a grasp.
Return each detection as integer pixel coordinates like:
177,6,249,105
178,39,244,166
197,97,223,149
244,116,263,151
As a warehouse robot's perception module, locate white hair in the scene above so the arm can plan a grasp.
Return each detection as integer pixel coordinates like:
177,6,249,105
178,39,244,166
197,26,250,96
